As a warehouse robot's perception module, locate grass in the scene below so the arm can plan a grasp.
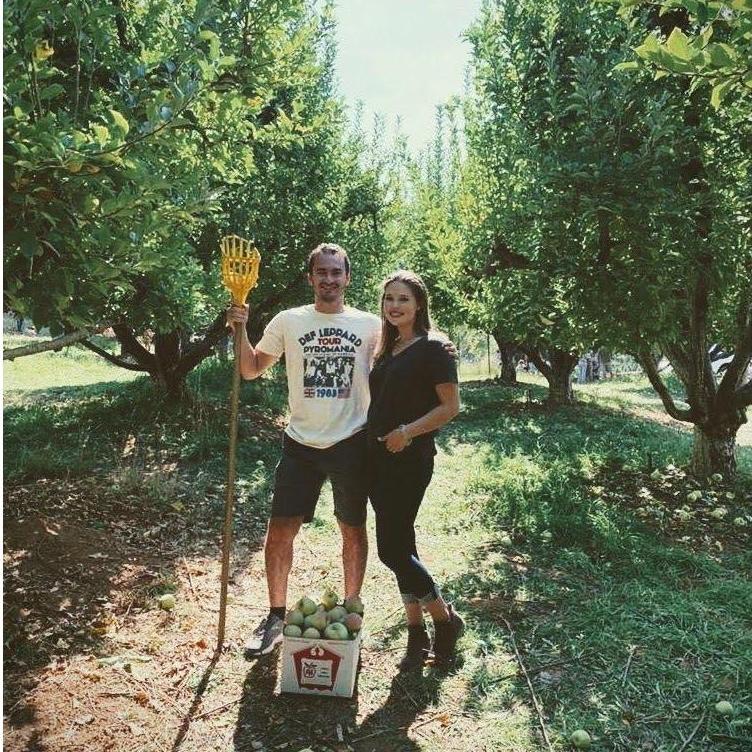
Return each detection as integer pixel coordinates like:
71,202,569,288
3,335,138,394
3,344,752,751
435,381,751,750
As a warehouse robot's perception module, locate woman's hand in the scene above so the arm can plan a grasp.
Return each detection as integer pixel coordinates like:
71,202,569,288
379,426,412,453
226,303,249,333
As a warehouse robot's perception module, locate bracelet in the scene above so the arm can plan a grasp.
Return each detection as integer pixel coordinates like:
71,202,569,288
398,425,413,446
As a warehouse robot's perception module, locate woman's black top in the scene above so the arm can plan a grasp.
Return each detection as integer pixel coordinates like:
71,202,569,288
367,334,458,461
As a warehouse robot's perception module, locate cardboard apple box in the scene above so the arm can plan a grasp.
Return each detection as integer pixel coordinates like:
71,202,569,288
280,630,362,698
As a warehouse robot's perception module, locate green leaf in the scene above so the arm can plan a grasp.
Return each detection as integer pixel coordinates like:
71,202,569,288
92,124,109,147
711,79,735,109
634,35,660,60
39,83,65,100
614,61,639,71
708,43,738,69
665,28,696,62
109,109,130,137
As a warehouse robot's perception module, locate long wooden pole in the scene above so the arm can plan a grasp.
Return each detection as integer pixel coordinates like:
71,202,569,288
217,326,243,651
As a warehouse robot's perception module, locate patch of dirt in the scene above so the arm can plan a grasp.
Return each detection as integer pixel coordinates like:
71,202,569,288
3,476,490,752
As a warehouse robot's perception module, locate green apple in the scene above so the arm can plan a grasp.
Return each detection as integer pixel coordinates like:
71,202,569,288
286,608,305,627
283,624,302,637
650,469,662,480
158,594,176,611
344,595,364,615
733,517,747,527
297,596,317,616
570,729,591,749
714,700,733,716
711,473,724,483
320,588,339,610
327,606,348,623
304,611,327,632
324,622,349,640
710,507,728,520
687,490,702,503
302,627,321,639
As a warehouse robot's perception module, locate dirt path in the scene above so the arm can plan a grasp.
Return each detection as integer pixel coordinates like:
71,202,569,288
3,455,516,752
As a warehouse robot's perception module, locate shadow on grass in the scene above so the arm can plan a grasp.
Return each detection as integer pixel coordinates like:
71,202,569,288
232,648,361,751
437,381,752,751
2,360,287,739
230,649,453,752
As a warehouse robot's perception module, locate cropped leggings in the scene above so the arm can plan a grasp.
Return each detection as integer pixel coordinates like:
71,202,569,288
369,453,440,604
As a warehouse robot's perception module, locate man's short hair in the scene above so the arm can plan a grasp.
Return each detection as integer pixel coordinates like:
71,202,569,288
307,243,350,275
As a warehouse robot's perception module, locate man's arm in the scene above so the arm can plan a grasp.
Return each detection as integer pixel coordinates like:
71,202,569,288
226,304,280,380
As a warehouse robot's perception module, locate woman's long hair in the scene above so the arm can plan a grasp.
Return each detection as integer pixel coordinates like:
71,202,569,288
374,270,434,363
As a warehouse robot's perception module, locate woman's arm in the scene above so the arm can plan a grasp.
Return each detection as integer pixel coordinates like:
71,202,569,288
380,383,460,453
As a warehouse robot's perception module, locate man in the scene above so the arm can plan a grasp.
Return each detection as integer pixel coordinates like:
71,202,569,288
226,243,380,657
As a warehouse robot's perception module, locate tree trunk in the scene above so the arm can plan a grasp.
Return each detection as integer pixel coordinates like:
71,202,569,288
499,346,517,385
691,422,738,478
492,330,518,385
153,330,185,398
522,345,578,404
547,349,576,404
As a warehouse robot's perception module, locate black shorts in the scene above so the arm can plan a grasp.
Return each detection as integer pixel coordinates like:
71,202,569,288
270,430,368,527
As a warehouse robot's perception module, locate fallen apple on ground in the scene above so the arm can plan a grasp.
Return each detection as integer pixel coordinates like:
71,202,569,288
158,594,176,611
570,729,591,749
715,700,733,716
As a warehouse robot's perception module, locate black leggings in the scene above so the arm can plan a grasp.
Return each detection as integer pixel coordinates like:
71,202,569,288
369,453,439,602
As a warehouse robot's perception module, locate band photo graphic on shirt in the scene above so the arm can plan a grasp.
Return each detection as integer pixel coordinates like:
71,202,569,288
303,353,355,399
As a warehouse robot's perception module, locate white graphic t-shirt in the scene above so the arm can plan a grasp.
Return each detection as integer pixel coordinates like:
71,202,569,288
256,305,382,448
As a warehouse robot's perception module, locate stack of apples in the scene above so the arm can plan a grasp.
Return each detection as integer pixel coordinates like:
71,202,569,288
283,588,364,641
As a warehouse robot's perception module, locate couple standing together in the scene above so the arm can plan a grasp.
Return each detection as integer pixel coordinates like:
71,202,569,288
227,242,463,670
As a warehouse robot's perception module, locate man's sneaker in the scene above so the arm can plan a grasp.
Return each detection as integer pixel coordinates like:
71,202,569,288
398,624,431,671
244,613,284,658
432,603,465,663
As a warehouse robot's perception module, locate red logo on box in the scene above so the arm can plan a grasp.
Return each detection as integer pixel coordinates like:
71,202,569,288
293,644,343,691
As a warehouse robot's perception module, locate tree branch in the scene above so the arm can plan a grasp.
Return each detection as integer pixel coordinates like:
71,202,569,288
3,326,108,360
79,340,150,372
174,313,229,380
636,346,693,422
112,324,156,371
717,297,752,404
734,378,752,410
519,343,553,381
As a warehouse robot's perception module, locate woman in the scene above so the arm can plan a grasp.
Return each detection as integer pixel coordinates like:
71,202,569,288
367,270,464,669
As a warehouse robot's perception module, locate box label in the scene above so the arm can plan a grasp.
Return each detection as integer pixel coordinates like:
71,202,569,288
293,644,342,691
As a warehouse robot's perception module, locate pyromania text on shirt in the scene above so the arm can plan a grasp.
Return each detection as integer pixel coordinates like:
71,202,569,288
300,328,363,399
